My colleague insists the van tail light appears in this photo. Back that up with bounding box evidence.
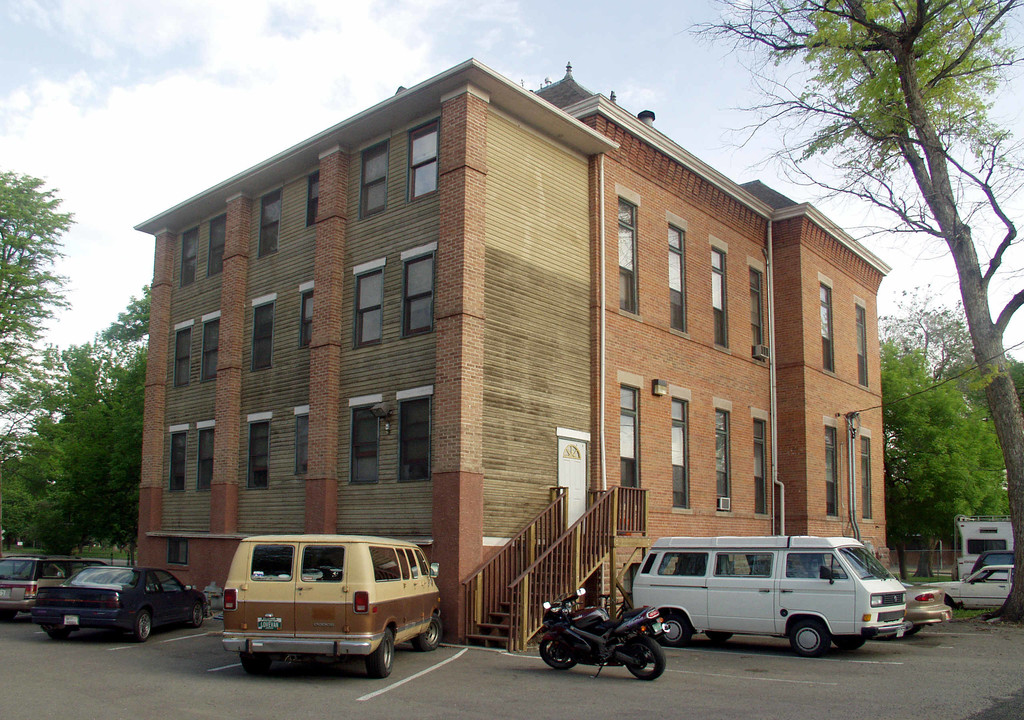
[24,582,39,600]
[223,588,237,611]
[354,591,369,614]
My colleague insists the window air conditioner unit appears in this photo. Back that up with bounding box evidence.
[752,344,770,361]
[717,497,731,512]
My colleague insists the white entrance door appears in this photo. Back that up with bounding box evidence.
[558,437,588,525]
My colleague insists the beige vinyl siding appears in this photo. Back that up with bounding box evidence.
[337,122,439,536]
[482,110,591,537]
[163,215,226,531]
[236,173,318,531]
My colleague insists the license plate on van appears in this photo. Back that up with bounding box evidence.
[257,617,282,631]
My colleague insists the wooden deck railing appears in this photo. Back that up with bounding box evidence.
[462,488,567,645]
[506,486,647,652]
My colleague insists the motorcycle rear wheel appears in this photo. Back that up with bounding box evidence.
[622,635,666,680]
[539,638,578,670]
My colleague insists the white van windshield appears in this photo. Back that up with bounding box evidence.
[839,547,894,580]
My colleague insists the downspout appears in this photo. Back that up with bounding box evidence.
[846,411,861,540]
[599,154,607,491]
[766,222,784,535]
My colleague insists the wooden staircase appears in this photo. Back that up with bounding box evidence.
[462,486,648,652]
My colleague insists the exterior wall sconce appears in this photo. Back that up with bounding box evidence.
[651,379,668,397]
[371,402,394,433]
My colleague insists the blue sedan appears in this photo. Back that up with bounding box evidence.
[30,566,208,642]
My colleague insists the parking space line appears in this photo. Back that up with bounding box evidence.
[666,668,838,686]
[208,663,242,672]
[357,648,468,702]
[160,631,215,644]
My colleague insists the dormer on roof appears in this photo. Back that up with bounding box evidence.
[535,62,596,109]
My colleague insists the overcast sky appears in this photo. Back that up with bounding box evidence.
[2,0,1022,352]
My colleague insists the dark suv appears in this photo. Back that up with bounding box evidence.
[0,556,106,620]
[970,550,1015,575]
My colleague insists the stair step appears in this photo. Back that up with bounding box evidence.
[477,621,510,632]
[465,633,509,648]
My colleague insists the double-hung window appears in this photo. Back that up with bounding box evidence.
[351,407,379,483]
[409,121,438,199]
[201,318,219,381]
[618,200,637,313]
[861,436,872,518]
[750,268,764,349]
[306,171,319,227]
[169,431,187,492]
[712,248,728,346]
[825,426,838,516]
[671,399,688,507]
[295,413,309,475]
[754,419,767,514]
[259,190,281,257]
[620,386,639,488]
[299,290,314,348]
[403,253,434,335]
[180,227,198,286]
[252,301,275,370]
[361,142,388,217]
[715,410,730,501]
[400,397,431,481]
[208,214,225,276]
[174,327,191,387]
[821,284,834,372]
[248,420,270,489]
[856,304,869,386]
[197,426,214,491]
[669,226,685,331]
[355,268,383,346]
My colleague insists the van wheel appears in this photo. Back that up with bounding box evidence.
[366,628,394,678]
[659,612,694,648]
[239,653,272,675]
[789,618,831,657]
[833,635,866,651]
[705,631,732,645]
[413,615,442,652]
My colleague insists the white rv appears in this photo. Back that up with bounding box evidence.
[954,515,1013,579]
[632,536,908,657]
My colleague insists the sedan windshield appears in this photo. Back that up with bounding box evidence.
[840,547,895,581]
[69,567,140,589]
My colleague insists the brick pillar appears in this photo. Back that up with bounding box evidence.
[306,147,348,532]
[137,230,176,565]
[433,86,488,640]
[211,194,251,534]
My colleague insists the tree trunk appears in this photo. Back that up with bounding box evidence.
[896,543,908,581]
[913,538,935,578]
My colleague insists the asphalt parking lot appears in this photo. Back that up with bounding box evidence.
[1,613,1022,720]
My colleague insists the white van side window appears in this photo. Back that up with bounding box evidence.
[657,552,708,577]
[786,552,847,579]
[251,545,294,581]
[370,546,402,582]
[414,549,430,577]
[301,546,345,582]
[715,552,773,577]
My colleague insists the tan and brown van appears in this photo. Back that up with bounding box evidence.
[221,535,441,677]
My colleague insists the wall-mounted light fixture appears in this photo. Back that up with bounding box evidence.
[651,379,668,397]
[371,402,394,433]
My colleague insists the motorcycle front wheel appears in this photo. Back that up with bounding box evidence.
[622,635,666,680]
[539,638,578,670]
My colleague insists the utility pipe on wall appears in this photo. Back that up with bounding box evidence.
[599,155,607,491]
[846,411,861,540]
[766,223,784,535]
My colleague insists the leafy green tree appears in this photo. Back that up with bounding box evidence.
[0,170,72,556]
[704,0,1024,619]
[883,342,1007,578]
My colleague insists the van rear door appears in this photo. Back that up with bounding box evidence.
[706,551,776,633]
[243,543,297,635]
[294,543,350,637]
[777,551,856,635]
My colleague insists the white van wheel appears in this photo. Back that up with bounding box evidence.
[659,612,693,648]
[413,615,442,652]
[366,628,394,678]
[789,618,831,657]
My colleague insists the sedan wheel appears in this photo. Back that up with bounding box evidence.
[188,601,205,628]
[133,609,152,643]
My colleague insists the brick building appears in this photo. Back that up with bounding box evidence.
[135,59,889,642]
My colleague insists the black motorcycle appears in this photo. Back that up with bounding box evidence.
[538,588,667,680]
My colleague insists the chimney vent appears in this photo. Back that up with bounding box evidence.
[638,110,656,127]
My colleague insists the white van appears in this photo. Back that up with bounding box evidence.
[632,536,907,657]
